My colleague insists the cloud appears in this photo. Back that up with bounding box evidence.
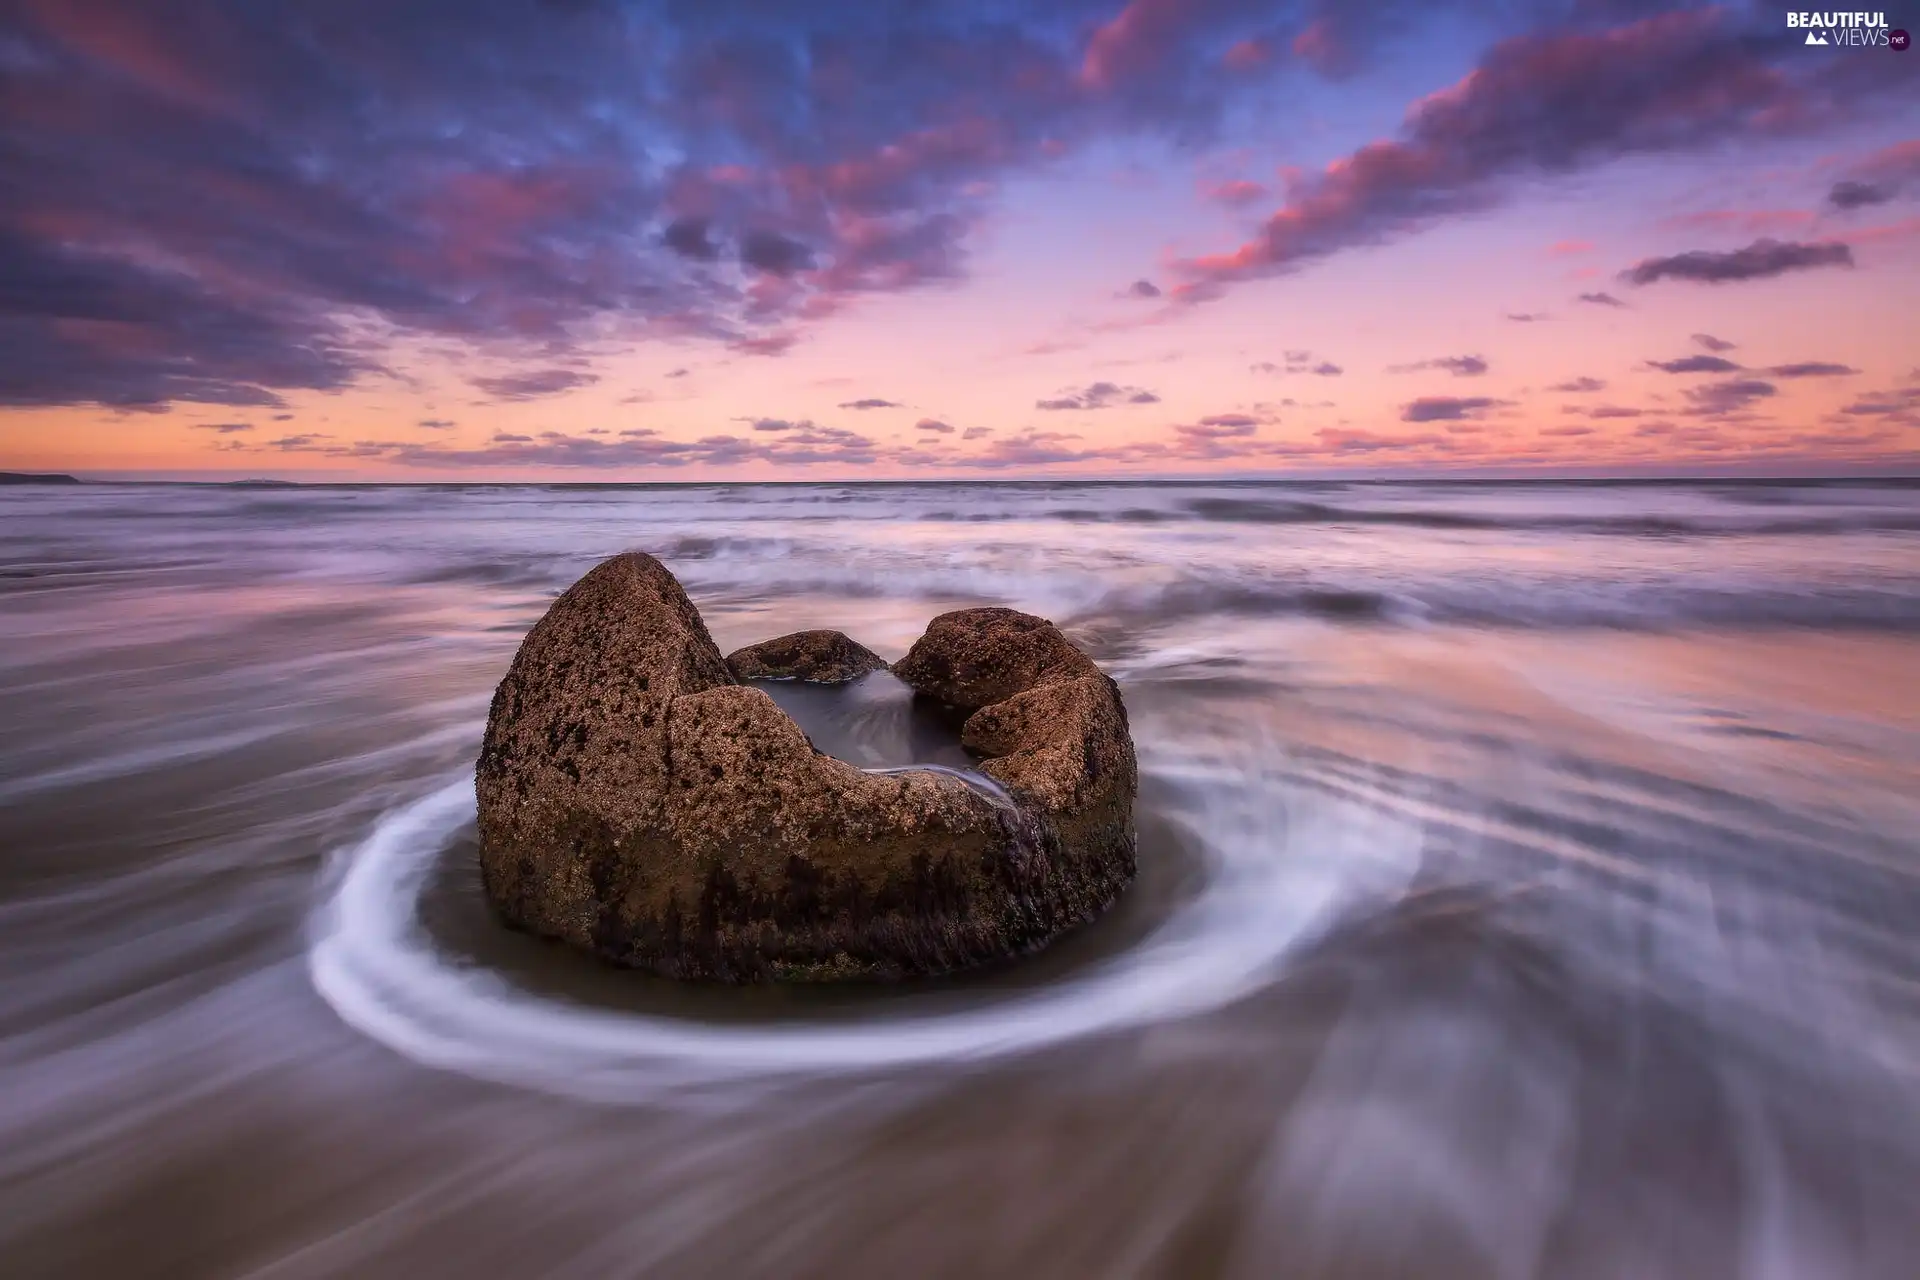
[416,418,456,429]
[1506,312,1550,322]
[7,0,1340,411]
[1648,355,1742,374]
[1539,424,1595,437]
[1692,333,1737,352]
[1175,413,1260,440]
[733,332,799,357]
[1125,279,1162,298]
[0,230,338,410]
[1577,291,1627,308]
[1548,240,1594,257]
[1684,379,1776,416]
[1828,181,1891,211]
[1307,428,1448,454]
[961,426,992,440]
[1162,10,1890,303]
[780,425,875,449]
[967,428,1104,469]
[1839,386,1920,418]
[838,398,901,409]
[915,417,955,433]
[1402,396,1505,423]
[1766,362,1858,378]
[1290,18,1362,79]
[665,368,690,378]
[1035,381,1159,410]
[739,230,815,277]
[1255,350,1342,376]
[3,0,1900,430]
[1827,139,1920,210]
[289,428,886,470]
[192,421,254,433]
[1204,179,1268,207]
[1620,239,1854,286]
[1548,376,1606,393]
[1390,354,1488,377]
[662,216,721,261]
[471,368,599,401]
[1583,405,1644,419]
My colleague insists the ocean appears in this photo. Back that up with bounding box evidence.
[3,477,1918,1278]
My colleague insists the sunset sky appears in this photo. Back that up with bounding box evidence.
[2,0,1917,481]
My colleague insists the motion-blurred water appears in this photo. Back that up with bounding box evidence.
[3,478,1918,1278]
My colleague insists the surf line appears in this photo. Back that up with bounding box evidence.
[307,760,1405,1103]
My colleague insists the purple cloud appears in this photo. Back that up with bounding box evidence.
[1176,413,1260,440]
[1167,10,1884,302]
[1684,379,1776,416]
[1826,140,1920,210]
[1036,381,1160,410]
[1649,355,1743,374]
[1391,354,1489,377]
[471,369,600,401]
[1402,396,1505,422]
[1766,362,1858,378]
[1621,239,1854,286]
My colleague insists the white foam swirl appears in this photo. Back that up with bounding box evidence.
[307,742,1426,1104]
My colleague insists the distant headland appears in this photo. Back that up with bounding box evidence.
[0,471,81,485]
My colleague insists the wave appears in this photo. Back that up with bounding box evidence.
[307,736,1431,1103]
[661,557,1920,633]
[904,498,1920,536]
[1179,497,1920,536]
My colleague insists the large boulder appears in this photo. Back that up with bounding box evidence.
[725,629,887,683]
[477,553,1136,982]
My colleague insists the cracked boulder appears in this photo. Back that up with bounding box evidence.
[476,552,1136,982]
[724,629,888,683]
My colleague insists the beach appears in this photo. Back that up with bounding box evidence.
[3,477,1918,1278]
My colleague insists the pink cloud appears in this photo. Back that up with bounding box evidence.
[1222,38,1273,72]
[1205,178,1269,207]
[1290,19,1353,76]
[1167,11,1816,299]
[733,332,798,357]
[1079,0,1187,91]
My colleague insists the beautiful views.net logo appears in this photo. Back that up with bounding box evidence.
[1785,11,1900,46]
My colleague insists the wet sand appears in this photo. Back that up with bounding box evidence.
[3,479,1918,1278]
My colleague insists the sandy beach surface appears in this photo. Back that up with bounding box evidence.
[3,478,1918,1279]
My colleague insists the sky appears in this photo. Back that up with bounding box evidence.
[1,0,1917,481]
